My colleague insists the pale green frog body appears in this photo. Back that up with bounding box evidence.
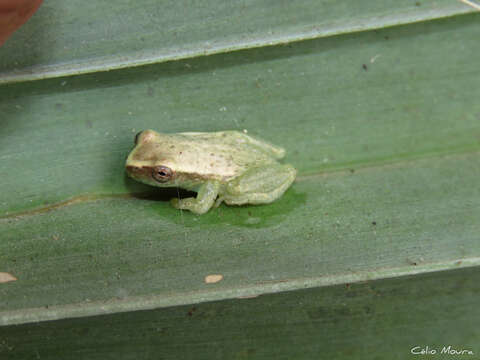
[125,130,296,214]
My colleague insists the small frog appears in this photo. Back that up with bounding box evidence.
[125,130,296,214]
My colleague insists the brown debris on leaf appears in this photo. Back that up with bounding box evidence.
[0,272,17,283]
[204,274,223,284]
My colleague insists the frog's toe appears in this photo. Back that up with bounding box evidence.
[214,196,224,208]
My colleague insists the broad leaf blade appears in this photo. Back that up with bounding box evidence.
[0,0,475,83]
[0,3,479,327]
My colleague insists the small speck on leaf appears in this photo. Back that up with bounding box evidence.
[362,64,368,71]
[204,274,223,284]
[187,306,196,316]
[245,217,261,225]
[0,272,17,283]
[237,294,259,299]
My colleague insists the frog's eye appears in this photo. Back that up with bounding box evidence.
[152,166,173,183]
[134,131,143,145]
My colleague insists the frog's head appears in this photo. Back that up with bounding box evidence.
[125,130,178,187]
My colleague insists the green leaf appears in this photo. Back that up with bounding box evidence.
[1,0,479,336]
[0,0,475,83]
[1,267,479,359]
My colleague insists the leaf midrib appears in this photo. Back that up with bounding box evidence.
[2,147,478,220]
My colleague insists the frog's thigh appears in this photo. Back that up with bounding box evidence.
[223,164,296,205]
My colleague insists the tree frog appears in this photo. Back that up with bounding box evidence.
[125,130,296,214]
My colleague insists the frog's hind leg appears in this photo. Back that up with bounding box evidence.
[221,163,296,206]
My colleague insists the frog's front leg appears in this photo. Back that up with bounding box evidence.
[170,181,220,214]
[221,163,296,206]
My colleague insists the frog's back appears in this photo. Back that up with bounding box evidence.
[164,131,282,181]
[178,131,285,159]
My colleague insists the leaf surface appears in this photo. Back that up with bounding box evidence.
[1,2,479,325]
